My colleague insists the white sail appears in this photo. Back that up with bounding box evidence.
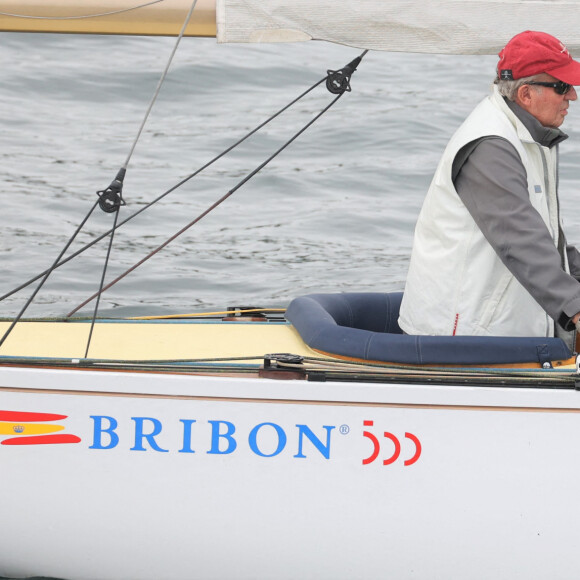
[0,0,216,36]
[216,0,580,55]
[4,0,580,55]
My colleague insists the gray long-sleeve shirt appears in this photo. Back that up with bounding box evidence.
[452,99,580,331]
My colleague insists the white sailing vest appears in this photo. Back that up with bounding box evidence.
[399,87,564,337]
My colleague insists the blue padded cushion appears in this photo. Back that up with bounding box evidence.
[285,292,572,365]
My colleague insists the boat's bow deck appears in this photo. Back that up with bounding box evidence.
[0,318,319,363]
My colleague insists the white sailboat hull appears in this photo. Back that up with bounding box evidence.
[2,366,580,579]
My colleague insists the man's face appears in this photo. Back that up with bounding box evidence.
[520,73,577,128]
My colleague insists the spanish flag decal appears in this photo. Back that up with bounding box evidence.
[0,410,81,445]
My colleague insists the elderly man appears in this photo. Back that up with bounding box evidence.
[398,31,580,341]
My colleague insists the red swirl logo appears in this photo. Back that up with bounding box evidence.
[362,420,421,466]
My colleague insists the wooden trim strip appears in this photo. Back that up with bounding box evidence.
[2,385,580,414]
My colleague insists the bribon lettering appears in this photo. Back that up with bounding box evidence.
[249,422,286,457]
[294,424,334,459]
[131,417,168,453]
[89,416,335,460]
[179,419,196,454]
[207,420,237,455]
[89,415,119,450]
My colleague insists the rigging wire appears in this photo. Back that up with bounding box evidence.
[0,0,197,351]
[0,76,327,305]
[0,200,101,349]
[121,0,199,171]
[84,207,122,358]
[66,86,352,317]
[92,0,199,211]
[0,49,367,326]
[81,0,200,355]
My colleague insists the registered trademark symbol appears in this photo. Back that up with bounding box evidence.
[339,424,350,435]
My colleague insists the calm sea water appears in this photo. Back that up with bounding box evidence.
[2,33,580,319]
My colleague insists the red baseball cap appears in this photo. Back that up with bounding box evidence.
[498,31,580,85]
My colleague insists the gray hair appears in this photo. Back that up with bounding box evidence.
[494,74,544,101]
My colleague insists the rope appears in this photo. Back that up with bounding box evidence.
[0,77,327,305]
[129,308,287,320]
[84,207,121,358]
[0,200,101,350]
[66,88,349,317]
[121,0,199,171]
[269,356,577,385]
[0,0,198,339]
[0,50,366,321]
[0,350,575,387]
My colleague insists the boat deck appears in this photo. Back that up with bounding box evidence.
[0,318,319,363]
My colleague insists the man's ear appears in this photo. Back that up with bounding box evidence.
[515,84,533,107]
